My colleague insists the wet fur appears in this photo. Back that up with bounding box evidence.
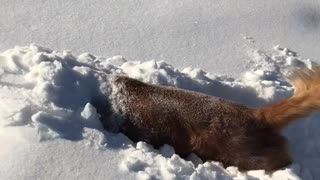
[102,67,320,171]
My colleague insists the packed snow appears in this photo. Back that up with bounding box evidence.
[1,0,320,76]
[1,44,319,180]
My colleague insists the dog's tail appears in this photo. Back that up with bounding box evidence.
[255,67,320,129]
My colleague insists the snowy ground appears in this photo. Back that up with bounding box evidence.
[1,0,320,76]
[0,44,319,180]
[1,1,320,179]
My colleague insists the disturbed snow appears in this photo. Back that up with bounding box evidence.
[0,44,319,180]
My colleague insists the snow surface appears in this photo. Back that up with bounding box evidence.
[1,0,320,76]
[1,44,320,180]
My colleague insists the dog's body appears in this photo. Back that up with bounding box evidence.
[104,68,320,171]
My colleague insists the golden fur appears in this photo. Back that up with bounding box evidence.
[256,67,320,129]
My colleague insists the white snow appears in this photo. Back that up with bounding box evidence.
[1,1,320,76]
[0,44,319,179]
[2,1,320,179]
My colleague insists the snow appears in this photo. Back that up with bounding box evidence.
[2,1,320,179]
[0,44,319,179]
[1,0,320,76]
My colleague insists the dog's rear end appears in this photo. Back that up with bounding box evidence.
[104,67,320,171]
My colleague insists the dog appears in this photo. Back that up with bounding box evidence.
[102,67,320,172]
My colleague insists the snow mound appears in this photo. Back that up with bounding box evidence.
[0,44,318,179]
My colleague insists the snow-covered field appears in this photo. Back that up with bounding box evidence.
[1,0,320,179]
[0,44,319,180]
[1,0,320,76]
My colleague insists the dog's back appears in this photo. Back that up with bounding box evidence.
[108,76,292,171]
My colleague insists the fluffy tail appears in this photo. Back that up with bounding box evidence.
[255,67,320,129]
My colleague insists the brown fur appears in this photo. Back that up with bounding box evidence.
[101,67,320,172]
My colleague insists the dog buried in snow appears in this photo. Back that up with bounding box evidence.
[100,67,320,171]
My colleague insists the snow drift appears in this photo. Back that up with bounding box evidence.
[0,44,319,179]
